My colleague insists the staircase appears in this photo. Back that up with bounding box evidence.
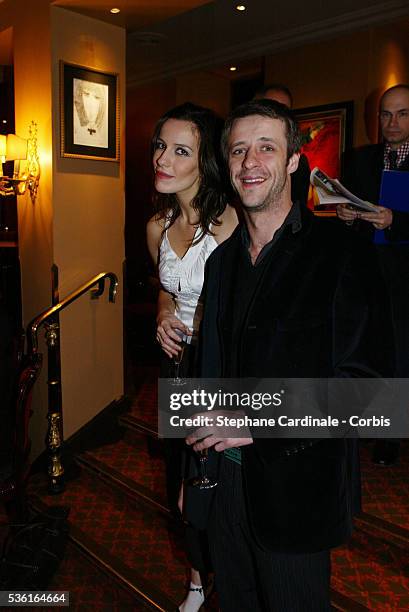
[27,368,409,611]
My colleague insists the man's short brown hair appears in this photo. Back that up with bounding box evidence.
[221,99,301,163]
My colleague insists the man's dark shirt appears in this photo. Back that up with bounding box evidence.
[227,202,302,376]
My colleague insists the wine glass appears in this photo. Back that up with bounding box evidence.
[172,330,188,386]
[191,448,218,489]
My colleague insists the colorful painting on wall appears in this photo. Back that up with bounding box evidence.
[294,101,354,215]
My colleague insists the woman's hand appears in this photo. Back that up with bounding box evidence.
[156,310,189,358]
[156,289,190,358]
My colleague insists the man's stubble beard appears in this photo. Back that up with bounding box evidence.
[240,172,288,214]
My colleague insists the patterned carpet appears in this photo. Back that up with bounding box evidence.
[332,527,409,610]
[125,371,409,610]
[129,372,158,430]
[0,507,143,611]
[361,441,409,530]
[4,361,408,610]
[83,426,409,609]
[28,469,188,605]
[87,431,167,503]
[47,542,142,612]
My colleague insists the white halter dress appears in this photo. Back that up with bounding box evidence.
[159,225,218,339]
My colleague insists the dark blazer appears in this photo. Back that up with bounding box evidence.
[342,143,409,241]
[200,207,394,554]
[342,144,409,375]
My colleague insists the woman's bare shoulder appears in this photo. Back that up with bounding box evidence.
[147,212,167,229]
[147,212,168,239]
[146,212,168,263]
[214,205,239,244]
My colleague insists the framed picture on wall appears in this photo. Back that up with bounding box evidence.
[294,101,353,216]
[60,61,119,161]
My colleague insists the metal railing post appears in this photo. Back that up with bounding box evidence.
[27,271,118,493]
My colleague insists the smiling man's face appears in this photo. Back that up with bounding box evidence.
[228,115,298,213]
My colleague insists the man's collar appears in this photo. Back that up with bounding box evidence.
[384,140,409,169]
[240,201,302,253]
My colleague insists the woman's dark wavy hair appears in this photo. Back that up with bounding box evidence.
[151,102,229,241]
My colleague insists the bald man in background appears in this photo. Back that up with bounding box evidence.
[337,84,409,466]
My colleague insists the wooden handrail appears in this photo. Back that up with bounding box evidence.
[27,272,118,354]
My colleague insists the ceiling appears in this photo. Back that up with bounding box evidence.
[2,0,409,86]
[51,0,213,31]
[125,0,409,86]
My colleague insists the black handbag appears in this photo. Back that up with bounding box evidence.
[183,449,219,531]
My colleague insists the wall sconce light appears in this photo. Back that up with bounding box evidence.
[0,121,40,202]
[0,135,6,165]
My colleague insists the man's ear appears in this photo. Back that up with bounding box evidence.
[287,152,300,175]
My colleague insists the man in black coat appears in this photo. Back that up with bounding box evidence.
[186,100,393,611]
[337,84,409,465]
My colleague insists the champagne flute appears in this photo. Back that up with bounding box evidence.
[191,448,218,490]
[172,330,188,386]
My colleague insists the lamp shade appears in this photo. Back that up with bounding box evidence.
[0,134,6,158]
[6,133,28,161]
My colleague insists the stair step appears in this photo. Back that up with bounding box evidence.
[30,495,175,611]
[356,511,409,550]
[76,445,168,515]
[120,413,158,438]
[79,429,167,505]
[48,539,148,610]
[29,469,188,608]
[68,521,176,611]
[128,383,158,432]
[329,588,370,611]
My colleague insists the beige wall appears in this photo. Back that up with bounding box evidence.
[51,7,125,441]
[0,1,125,458]
[264,19,409,146]
[1,0,55,460]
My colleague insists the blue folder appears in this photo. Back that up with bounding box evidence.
[374,170,409,244]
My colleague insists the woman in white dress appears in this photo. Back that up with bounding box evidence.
[147,103,237,612]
